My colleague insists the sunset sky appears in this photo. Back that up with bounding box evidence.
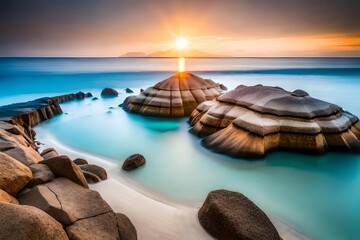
[1,0,360,57]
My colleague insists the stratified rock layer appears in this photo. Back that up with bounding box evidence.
[122,72,223,117]
[190,85,360,158]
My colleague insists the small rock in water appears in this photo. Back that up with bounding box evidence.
[140,88,144,92]
[92,97,99,101]
[109,107,116,109]
[75,91,86,100]
[122,154,146,171]
[219,83,228,91]
[106,110,112,114]
[125,88,134,93]
[101,88,119,98]
[86,92,93,97]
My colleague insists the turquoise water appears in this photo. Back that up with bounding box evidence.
[1,57,360,239]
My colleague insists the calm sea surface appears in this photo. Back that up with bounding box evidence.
[1,57,360,240]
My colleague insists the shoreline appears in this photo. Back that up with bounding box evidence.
[35,125,308,240]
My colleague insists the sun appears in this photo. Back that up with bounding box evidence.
[175,37,188,50]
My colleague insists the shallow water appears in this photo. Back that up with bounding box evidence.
[1,57,360,240]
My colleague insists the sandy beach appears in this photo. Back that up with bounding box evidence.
[35,126,307,240]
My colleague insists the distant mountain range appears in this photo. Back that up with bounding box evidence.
[120,48,223,58]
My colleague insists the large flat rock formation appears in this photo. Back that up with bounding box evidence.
[189,85,360,158]
[122,72,223,118]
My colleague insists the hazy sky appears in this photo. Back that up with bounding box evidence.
[1,0,360,57]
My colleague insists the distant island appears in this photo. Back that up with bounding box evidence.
[120,48,224,58]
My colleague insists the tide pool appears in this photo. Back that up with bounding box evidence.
[2,57,360,240]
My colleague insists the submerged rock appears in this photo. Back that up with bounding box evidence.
[198,190,280,240]
[122,72,223,118]
[92,97,99,101]
[0,152,32,196]
[0,202,69,240]
[126,87,134,93]
[75,91,86,100]
[190,85,360,158]
[122,154,145,171]
[41,155,88,188]
[101,88,119,97]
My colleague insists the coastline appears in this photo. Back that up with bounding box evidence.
[35,125,308,240]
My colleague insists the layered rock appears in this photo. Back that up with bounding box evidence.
[198,190,280,240]
[0,202,69,240]
[122,72,223,117]
[190,85,360,158]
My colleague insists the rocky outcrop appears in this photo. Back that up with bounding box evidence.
[0,202,69,240]
[0,152,32,196]
[18,177,136,239]
[122,154,146,171]
[18,178,112,225]
[66,212,137,240]
[0,126,43,165]
[73,158,88,165]
[190,85,360,158]
[83,171,102,184]
[198,190,280,240]
[79,164,107,180]
[116,213,138,240]
[28,163,55,188]
[0,189,19,204]
[41,147,59,160]
[122,72,223,118]
[0,92,137,240]
[101,88,119,97]
[41,155,89,188]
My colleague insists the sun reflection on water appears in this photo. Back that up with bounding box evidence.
[178,57,185,72]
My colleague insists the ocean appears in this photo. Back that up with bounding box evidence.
[1,57,360,240]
